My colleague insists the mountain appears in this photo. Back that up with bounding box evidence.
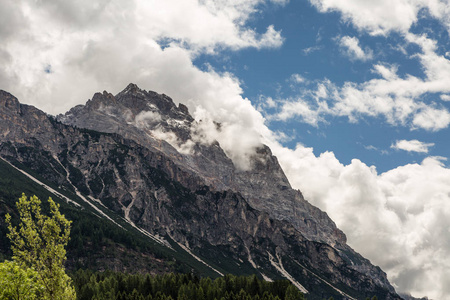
[0,85,402,299]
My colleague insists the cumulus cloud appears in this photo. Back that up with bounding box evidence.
[272,2,450,297]
[412,106,450,131]
[338,36,373,61]
[441,94,450,101]
[274,33,450,131]
[275,99,323,126]
[291,2,450,132]
[0,0,283,170]
[391,139,435,153]
[309,0,450,36]
[265,141,450,299]
[0,0,283,114]
[0,0,284,173]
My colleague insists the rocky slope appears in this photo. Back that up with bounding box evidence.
[0,86,402,299]
[60,84,346,246]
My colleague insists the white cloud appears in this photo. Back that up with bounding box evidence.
[363,144,389,155]
[391,139,435,153]
[0,0,284,172]
[364,145,378,151]
[190,104,268,170]
[274,33,450,131]
[0,0,285,173]
[290,73,306,83]
[309,0,450,36]
[294,2,450,132]
[265,96,278,108]
[412,106,450,131]
[276,3,450,297]
[135,111,163,128]
[276,99,322,125]
[151,128,196,155]
[309,0,420,35]
[302,45,322,55]
[0,0,283,114]
[372,64,399,80]
[338,36,373,61]
[266,141,450,299]
[441,94,450,101]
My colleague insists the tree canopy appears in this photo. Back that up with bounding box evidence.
[2,193,76,299]
[0,259,43,300]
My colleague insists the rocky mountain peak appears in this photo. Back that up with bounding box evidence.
[0,88,402,299]
[85,91,118,111]
[57,84,348,246]
[54,85,401,296]
[58,84,195,147]
[0,90,21,113]
[115,83,193,123]
[123,82,140,93]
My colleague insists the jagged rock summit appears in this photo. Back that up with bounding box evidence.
[0,85,403,299]
[60,84,345,246]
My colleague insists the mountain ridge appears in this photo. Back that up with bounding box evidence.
[58,83,347,246]
[0,85,402,299]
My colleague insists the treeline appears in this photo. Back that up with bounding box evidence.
[72,271,306,300]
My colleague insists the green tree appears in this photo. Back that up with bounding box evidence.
[5,193,76,299]
[284,285,304,300]
[0,260,44,299]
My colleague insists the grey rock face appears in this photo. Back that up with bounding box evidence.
[0,87,402,299]
[59,84,345,246]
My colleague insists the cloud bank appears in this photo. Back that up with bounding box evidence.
[270,144,450,299]
[0,0,281,171]
[271,1,450,298]
[0,0,283,115]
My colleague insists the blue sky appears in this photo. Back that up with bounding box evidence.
[2,0,450,298]
[193,0,450,173]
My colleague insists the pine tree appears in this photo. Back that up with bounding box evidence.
[284,285,305,300]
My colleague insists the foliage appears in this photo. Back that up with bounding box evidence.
[285,285,305,300]
[0,260,44,299]
[5,194,76,299]
[71,271,306,300]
